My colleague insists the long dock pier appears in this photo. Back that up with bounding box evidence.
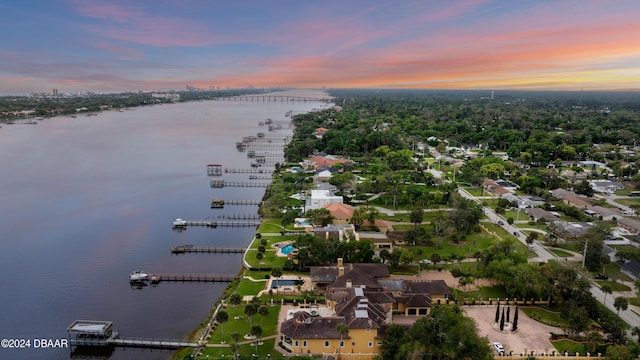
[70,336,197,349]
[174,220,261,228]
[224,168,271,174]
[150,274,240,283]
[67,321,197,350]
[171,246,246,254]
[210,180,270,188]
[224,199,261,205]
[217,213,261,220]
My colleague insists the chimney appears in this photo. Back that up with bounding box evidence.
[346,279,352,288]
[337,258,343,267]
[339,266,344,277]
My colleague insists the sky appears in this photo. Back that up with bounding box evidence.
[1,0,640,93]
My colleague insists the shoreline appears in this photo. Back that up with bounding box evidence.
[174,93,329,358]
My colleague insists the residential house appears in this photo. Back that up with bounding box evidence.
[324,203,354,225]
[590,180,624,194]
[309,260,390,294]
[562,195,593,209]
[313,224,355,242]
[525,208,557,222]
[361,219,390,233]
[306,189,343,210]
[618,217,640,234]
[289,259,451,358]
[483,178,512,197]
[621,261,640,281]
[590,206,621,221]
[356,231,393,250]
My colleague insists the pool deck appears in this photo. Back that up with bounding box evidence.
[273,241,296,257]
[267,275,311,295]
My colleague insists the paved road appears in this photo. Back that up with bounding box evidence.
[590,284,640,327]
[459,187,640,329]
[458,188,557,262]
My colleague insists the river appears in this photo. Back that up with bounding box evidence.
[0,89,329,360]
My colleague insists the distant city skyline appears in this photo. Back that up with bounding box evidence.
[1,0,639,93]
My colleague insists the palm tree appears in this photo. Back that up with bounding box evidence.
[336,323,349,359]
[614,296,629,315]
[258,305,269,327]
[245,303,258,327]
[230,332,242,360]
[215,310,229,343]
[251,325,262,354]
[229,293,242,306]
[271,267,282,294]
[601,284,613,306]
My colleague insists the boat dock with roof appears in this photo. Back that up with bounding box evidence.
[67,320,197,349]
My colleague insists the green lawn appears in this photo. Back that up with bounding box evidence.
[614,197,640,206]
[410,226,518,259]
[551,340,587,355]
[601,262,634,282]
[521,306,566,328]
[548,248,573,257]
[245,248,289,269]
[235,278,268,297]
[379,210,450,223]
[258,219,284,233]
[462,187,485,197]
[596,280,631,292]
[207,304,281,345]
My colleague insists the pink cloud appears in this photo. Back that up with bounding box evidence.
[92,41,143,58]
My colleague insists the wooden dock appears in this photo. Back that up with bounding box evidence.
[150,274,240,283]
[217,213,260,220]
[206,164,223,176]
[174,220,261,228]
[224,168,271,174]
[171,246,246,254]
[69,333,196,349]
[210,180,270,188]
[223,199,261,205]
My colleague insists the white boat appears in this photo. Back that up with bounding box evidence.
[130,270,149,283]
[172,218,187,227]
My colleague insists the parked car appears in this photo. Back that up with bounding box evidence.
[513,231,520,237]
[419,259,431,265]
[493,342,504,354]
[498,220,504,225]
[594,274,609,280]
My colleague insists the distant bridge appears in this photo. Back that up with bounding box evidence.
[214,95,330,102]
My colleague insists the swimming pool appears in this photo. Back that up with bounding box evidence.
[271,279,303,289]
[281,244,295,254]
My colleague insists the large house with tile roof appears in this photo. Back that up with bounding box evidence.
[281,259,452,358]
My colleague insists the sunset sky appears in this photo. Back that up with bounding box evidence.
[2,0,640,93]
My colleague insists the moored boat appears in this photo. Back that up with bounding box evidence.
[130,270,149,283]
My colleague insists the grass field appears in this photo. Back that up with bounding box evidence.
[521,306,566,328]
[548,248,573,257]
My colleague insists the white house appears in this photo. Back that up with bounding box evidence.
[305,190,343,210]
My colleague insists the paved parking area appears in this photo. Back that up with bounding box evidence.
[463,306,562,356]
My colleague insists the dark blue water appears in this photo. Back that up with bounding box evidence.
[0,90,328,360]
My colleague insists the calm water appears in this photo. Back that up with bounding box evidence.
[0,90,328,360]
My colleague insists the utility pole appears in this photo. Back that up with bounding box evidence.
[582,239,588,269]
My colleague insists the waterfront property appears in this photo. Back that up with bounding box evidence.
[278,259,453,358]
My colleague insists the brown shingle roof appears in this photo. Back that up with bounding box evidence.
[310,263,390,283]
[403,293,433,308]
[403,280,451,296]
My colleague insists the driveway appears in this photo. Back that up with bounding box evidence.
[463,306,562,356]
